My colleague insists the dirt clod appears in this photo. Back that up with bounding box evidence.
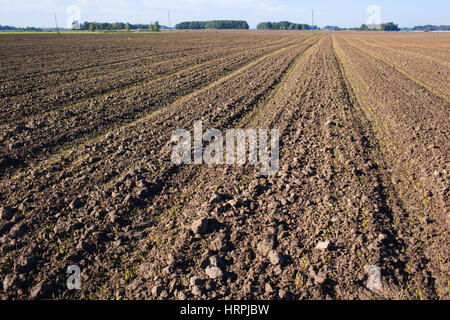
[205,266,223,279]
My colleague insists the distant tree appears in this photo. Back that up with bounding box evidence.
[412,25,450,31]
[301,24,310,30]
[324,25,341,31]
[89,22,95,32]
[0,25,42,31]
[176,20,248,30]
[360,24,369,30]
[80,21,160,31]
[257,21,310,30]
[151,21,160,32]
[113,22,125,30]
[256,22,270,30]
[382,22,399,31]
[279,21,290,30]
[71,20,80,30]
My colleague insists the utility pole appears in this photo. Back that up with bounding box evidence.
[312,10,314,35]
[54,14,60,34]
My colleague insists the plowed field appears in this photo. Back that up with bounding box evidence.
[0,31,448,300]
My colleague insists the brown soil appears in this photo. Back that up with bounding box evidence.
[0,31,448,300]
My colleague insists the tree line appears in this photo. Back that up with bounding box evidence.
[4,21,446,33]
[358,22,399,31]
[74,21,161,32]
[175,20,249,29]
[0,25,42,31]
[256,21,313,30]
[323,26,342,31]
[411,25,450,31]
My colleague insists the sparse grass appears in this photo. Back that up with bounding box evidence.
[295,272,306,288]
[123,264,136,282]
[149,234,160,246]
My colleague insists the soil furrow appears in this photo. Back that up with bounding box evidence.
[0,36,304,122]
[333,35,449,299]
[0,31,448,301]
[0,37,312,175]
[342,37,450,100]
[0,36,295,98]
[0,37,321,299]
[1,34,292,81]
[354,37,450,69]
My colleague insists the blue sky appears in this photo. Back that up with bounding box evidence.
[0,0,448,29]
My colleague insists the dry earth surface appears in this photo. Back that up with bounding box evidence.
[0,30,448,300]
